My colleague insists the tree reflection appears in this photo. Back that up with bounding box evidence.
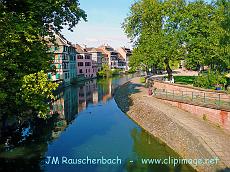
[126,128,195,172]
[0,76,130,171]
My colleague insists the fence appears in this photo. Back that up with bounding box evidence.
[152,88,230,111]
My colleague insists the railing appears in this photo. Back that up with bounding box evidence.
[152,88,230,111]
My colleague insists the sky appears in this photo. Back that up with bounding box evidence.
[61,0,135,49]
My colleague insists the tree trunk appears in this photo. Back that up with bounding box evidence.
[164,59,173,80]
[152,65,157,75]
[145,67,148,76]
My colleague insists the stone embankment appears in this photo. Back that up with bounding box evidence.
[114,77,230,172]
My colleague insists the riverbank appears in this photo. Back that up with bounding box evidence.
[114,77,230,172]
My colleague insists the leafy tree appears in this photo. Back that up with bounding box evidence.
[18,71,59,119]
[124,0,230,79]
[123,0,186,79]
[182,0,230,71]
[123,0,164,74]
[0,0,86,119]
[97,64,112,78]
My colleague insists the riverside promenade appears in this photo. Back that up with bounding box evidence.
[115,77,230,172]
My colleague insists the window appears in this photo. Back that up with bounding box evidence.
[77,55,83,59]
[62,54,69,60]
[85,62,91,66]
[86,69,87,73]
[78,62,84,66]
[63,63,68,69]
[58,54,61,60]
[65,73,68,79]
[63,46,68,52]
[48,73,52,79]
[56,73,60,79]
[85,55,90,59]
[50,64,55,69]
[79,69,83,73]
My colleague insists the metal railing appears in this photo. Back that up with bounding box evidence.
[152,88,230,111]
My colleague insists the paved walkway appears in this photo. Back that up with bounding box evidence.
[129,77,230,169]
[149,69,199,80]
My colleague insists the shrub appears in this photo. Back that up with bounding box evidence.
[97,64,112,78]
[193,70,227,89]
[128,68,136,73]
[112,69,122,75]
[140,77,146,83]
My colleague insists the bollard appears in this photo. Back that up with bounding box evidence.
[148,88,153,96]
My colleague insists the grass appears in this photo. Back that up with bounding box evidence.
[174,76,197,85]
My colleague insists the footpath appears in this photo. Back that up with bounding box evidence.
[115,77,230,172]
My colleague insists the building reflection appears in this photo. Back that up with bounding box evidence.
[50,78,118,139]
[0,76,134,172]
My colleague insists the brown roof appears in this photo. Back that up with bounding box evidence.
[121,47,132,54]
[118,53,125,60]
[74,44,86,53]
[45,32,72,46]
[85,47,94,52]
[85,47,102,53]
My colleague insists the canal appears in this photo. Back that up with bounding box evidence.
[0,76,195,172]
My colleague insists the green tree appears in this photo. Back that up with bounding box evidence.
[18,71,59,119]
[98,64,112,78]
[124,0,230,78]
[123,0,164,74]
[182,0,230,71]
[123,0,186,80]
[0,0,86,119]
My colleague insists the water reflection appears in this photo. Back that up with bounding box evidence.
[125,128,194,172]
[0,76,131,171]
[50,77,127,140]
[0,75,195,172]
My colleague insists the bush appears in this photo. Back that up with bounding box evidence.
[193,70,227,89]
[111,69,122,75]
[97,64,112,78]
[140,77,146,83]
[128,68,136,73]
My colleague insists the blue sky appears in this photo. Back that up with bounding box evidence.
[61,0,135,49]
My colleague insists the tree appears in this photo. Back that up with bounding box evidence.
[98,64,112,78]
[18,71,59,119]
[123,0,164,74]
[0,0,87,119]
[123,0,186,80]
[182,0,230,71]
[124,0,230,78]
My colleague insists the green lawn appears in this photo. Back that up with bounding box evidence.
[174,76,197,85]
